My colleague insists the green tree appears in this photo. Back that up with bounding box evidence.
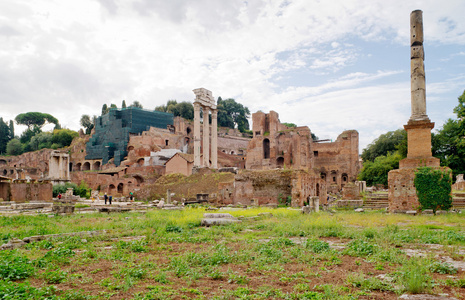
[80,115,94,135]
[29,132,52,151]
[102,104,108,115]
[217,97,250,132]
[155,100,194,120]
[358,152,403,186]
[51,129,79,148]
[9,120,14,139]
[431,90,465,180]
[414,167,452,214]
[19,126,42,144]
[0,118,11,154]
[15,112,59,130]
[6,139,22,156]
[361,129,407,162]
[122,100,127,108]
[130,101,143,109]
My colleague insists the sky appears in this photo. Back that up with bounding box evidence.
[1,0,465,151]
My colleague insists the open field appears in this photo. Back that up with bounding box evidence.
[1,208,465,299]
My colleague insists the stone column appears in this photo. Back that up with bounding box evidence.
[194,102,201,167]
[211,109,218,168]
[409,10,428,122]
[203,106,210,167]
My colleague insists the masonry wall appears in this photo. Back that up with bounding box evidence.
[233,169,325,207]
[165,155,193,176]
[313,130,360,190]
[8,182,52,202]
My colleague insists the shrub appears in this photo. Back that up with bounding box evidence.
[305,239,330,253]
[414,167,452,214]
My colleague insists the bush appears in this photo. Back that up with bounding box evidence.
[414,167,452,214]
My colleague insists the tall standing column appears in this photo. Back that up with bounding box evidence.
[193,102,201,167]
[211,109,218,168]
[203,106,210,167]
[409,10,429,122]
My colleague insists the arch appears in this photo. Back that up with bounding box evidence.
[0,159,6,165]
[10,170,14,175]
[117,183,124,194]
[93,161,101,171]
[222,150,226,153]
[82,162,90,171]
[330,171,337,183]
[127,145,134,151]
[75,163,82,171]
[263,138,270,159]
[320,172,326,180]
[2,169,7,176]
[109,184,116,194]
[137,158,145,167]
[230,151,235,155]
[341,173,348,183]
[277,156,284,168]
[186,127,191,134]
[133,175,144,186]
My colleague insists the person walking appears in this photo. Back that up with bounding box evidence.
[109,195,112,205]
[104,193,108,205]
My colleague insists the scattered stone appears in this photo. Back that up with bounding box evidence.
[265,203,278,209]
[406,210,417,215]
[257,212,273,218]
[81,239,87,243]
[354,208,364,213]
[172,200,178,206]
[47,214,55,218]
[157,200,165,209]
[205,207,219,211]
[201,213,241,226]
[301,206,313,214]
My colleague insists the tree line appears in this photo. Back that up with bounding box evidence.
[358,90,465,186]
[0,112,78,156]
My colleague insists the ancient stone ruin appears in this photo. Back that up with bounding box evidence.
[388,10,443,213]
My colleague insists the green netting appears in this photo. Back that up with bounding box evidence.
[86,108,173,166]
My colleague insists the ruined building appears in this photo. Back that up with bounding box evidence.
[245,111,360,192]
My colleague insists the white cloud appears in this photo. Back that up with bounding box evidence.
[0,0,464,152]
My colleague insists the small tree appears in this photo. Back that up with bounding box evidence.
[6,139,22,156]
[414,167,452,214]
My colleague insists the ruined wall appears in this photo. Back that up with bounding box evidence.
[0,149,54,180]
[246,111,313,170]
[313,130,360,191]
[218,136,250,156]
[8,182,52,202]
[233,169,325,207]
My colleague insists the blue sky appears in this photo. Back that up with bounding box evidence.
[1,0,464,150]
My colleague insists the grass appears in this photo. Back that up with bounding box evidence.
[0,208,465,299]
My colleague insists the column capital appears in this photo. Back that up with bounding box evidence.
[211,109,218,118]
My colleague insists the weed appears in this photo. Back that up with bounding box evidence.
[427,261,457,274]
[347,272,393,291]
[41,269,68,284]
[0,250,35,281]
[305,239,330,253]
[397,258,432,294]
[153,271,170,283]
[344,240,376,257]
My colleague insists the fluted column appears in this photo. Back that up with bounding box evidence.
[211,109,218,168]
[193,102,201,167]
[203,106,210,167]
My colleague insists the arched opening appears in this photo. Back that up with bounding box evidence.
[10,170,14,175]
[186,127,191,134]
[0,159,6,165]
[93,161,101,171]
[342,173,348,183]
[127,145,134,151]
[75,163,82,171]
[117,183,124,194]
[69,163,73,172]
[331,171,337,183]
[2,169,7,176]
[133,175,144,186]
[230,151,235,155]
[109,184,116,194]
[137,158,145,167]
[316,183,320,196]
[277,157,284,168]
[320,173,326,180]
[222,150,226,153]
[82,162,90,171]
[263,139,270,159]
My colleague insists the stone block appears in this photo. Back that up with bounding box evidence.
[201,218,241,226]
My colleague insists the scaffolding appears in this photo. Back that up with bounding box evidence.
[86,108,173,166]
